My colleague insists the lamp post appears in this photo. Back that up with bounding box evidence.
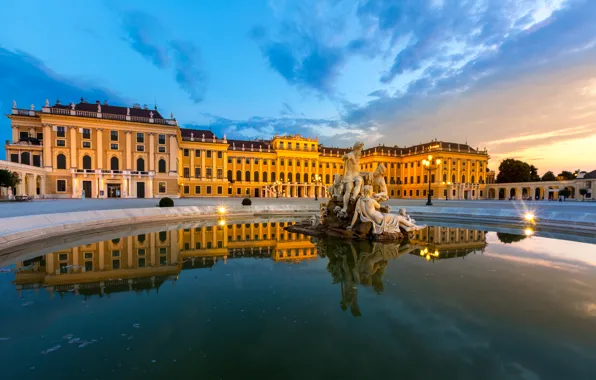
[422,155,441,206]
[274,180,281,198]
[312,174,322,201]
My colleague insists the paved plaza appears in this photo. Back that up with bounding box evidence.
[0,196,595,218]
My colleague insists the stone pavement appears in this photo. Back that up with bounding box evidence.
[0,197,595,218]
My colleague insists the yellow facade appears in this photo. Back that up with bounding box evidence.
[4,100,490,199]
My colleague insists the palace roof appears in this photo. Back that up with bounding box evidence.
[52,101,165,119]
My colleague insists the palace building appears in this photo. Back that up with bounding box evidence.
[3,99,492,199]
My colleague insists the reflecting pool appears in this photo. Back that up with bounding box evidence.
[1,220,596,379]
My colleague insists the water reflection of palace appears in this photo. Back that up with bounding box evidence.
[13,221,317,297]
[410,226,487,261]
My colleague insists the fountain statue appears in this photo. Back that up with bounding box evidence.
[285,141,425,241]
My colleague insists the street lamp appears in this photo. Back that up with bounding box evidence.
[312,174,322,201]
[421,155,441,206]
[274,180,281,198]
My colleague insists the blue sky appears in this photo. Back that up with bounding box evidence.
[1,0,596,173]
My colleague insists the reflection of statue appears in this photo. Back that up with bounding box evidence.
[327,174,343,200]
[371,164,388,202]
[348,185,425,234]
[340,142,365,214]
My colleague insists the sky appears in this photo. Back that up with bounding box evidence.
[1,0,595,174]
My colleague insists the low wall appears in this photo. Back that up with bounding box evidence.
[0,204,318,252]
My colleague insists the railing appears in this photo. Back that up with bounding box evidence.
[41,107,177,126]
[12,109,36,116]
[51,108,70,115]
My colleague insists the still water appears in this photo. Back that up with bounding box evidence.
[1,219,596,379]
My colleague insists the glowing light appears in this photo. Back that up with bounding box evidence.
[434,250,439,257]
[428,155,433,161]
[524,212,534,221]
[524,228,534,236]
[218,206,227,214]
[426,255,431,261]
[219,219,226,226]
[436,159,441,165]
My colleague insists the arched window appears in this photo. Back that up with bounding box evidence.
[461,175,466,183]
[288,159,293,166]
[110,157,119,171]
[158,159,166,173]
[280,158,285,165]
[452,174,456,183]
[82,155,92,170]
[159,231,167,243]
[236,171,242,181]
[280,172,285,182]
[21,152,30,165]
[471,175,475,184]
[325,174,330,184]
[304,173,308,183]
[479,176,484,184]
[443,173,447,182]
[288,173,293,183]
[137,158,145,172]
[271,172,276,182]
[57,154,67,169]
[254,171,259,182]
[227,170,233,181]
[263,172,268,183]
[245,171,250,181]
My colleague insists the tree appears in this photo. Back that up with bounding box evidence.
[0,169,20,193]
[541,171,556,181]
[579,188,588,201]
[530,165,540,181]
[557,171,575,180]
[558,188,571,198]
[496,159,532,183]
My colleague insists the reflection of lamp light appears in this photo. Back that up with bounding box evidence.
[524,228,534,236]
[219,219,226,226]
[426,254,431,261]
[524,212,534,222]
[218,206,226,214]
[434,250,439,257]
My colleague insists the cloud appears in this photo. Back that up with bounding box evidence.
[121,11,169,68]
[120,10,207,103]
[280,102,295,116]
[169,40,207,103]
[0,47,125,158]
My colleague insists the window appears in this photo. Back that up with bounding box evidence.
[196,149,201,157]
[236,170,242,181]
[206,168,212,178]
[237,188,241,195]
[245,158,250,164]
[263,172,268,182]
[136,158,145,172]
[136,133,144,143]
[217,186,222,195]
[82,128,91,139]
[424,175,427,183]
[206,186,212,194]
[37,132,43,140]
[431,174,435,183]
[20,152,30,165]
[184,185,190,194]
[195,167,201,178]
[112,260,120,270]
[217,169,223,179]
[297,160,300,167]
[82,155,92,170]
[57,179,66,192]
[410,190,413,196]
[245,171,250,181]
[184,149,189,157]
[137,145,144,152]
[82,141,91,148]
[33,155,41,167]
[111,143,118,150]
[19,131,29,140]
[272,160,276,165]
[236,158,241,164]
[423,190,426,196]
[254,171,259,182]
[404,177,408,184]
[158,159,166,173]
[228,187,232,195]
[110,157,119,171]
[218,151,223,159]
[207,151,212,158]
[158,134,166,144]
[57,140,65,147]
[184,168,190,178]
[10,153,18,163]
[57,126,65,137]
[195,186,201,194]
[110,130,118,141]
[158,182,166,193]
[57,154,67,169]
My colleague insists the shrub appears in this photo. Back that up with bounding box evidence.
[158,197,174,207]
[241,197,252,206]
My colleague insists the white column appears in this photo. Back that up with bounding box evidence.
[125,131,132,170]
[149,133,155,171]
[97,128,103,169]
[70,127,77,168]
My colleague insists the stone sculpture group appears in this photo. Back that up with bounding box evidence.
[287,141,425,241]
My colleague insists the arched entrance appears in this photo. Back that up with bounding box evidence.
[509,188,516,199]
[488,188,496,199]
[498,188,505,200]
[36,175,42,196]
